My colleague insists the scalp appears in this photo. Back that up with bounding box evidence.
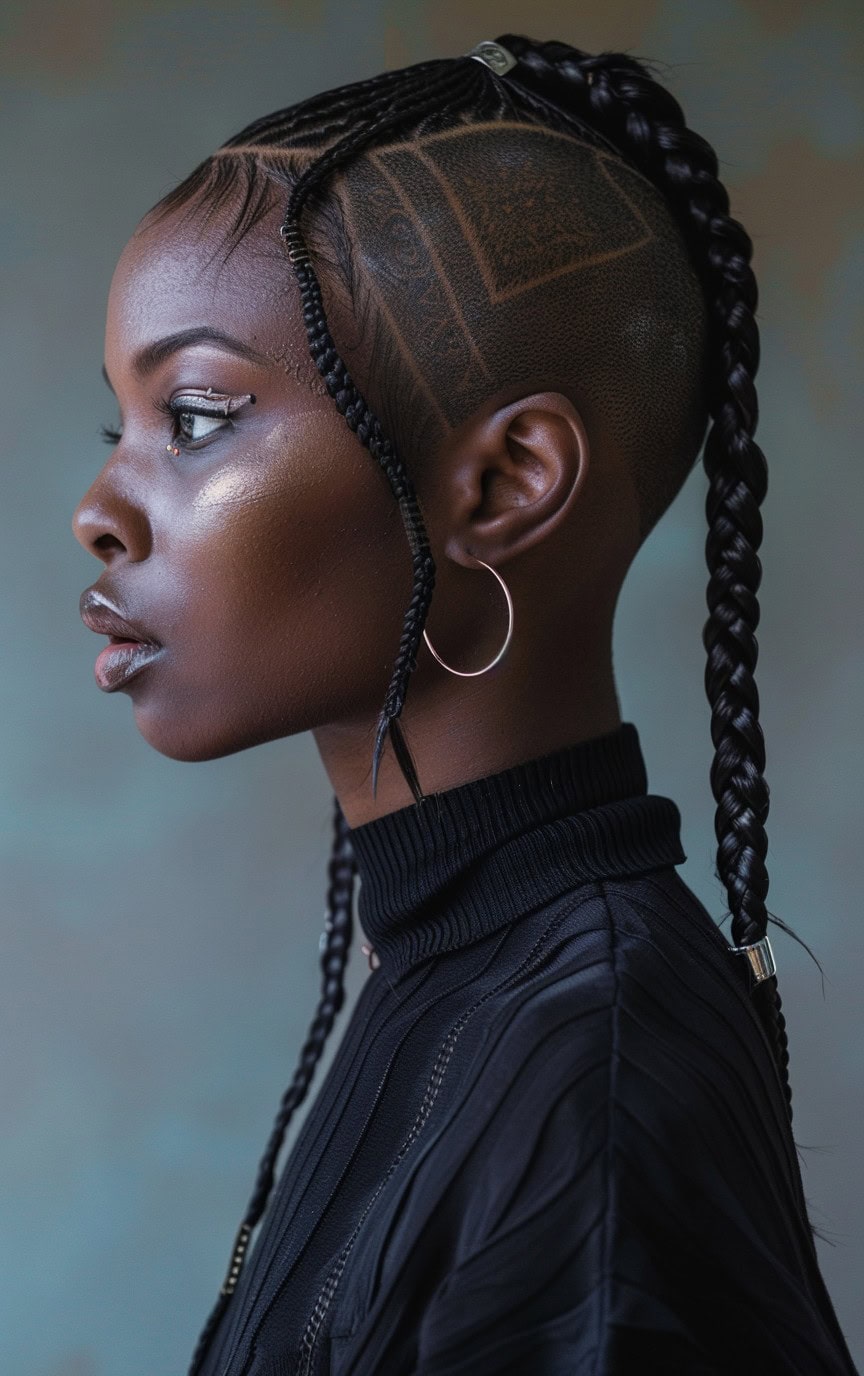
[331,117,709,545]
[146,105,710,549]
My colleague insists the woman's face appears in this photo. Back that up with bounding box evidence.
[72,198,412,762]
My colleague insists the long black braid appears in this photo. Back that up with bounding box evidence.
[175,39,822,1374]
[493,32,818,1118]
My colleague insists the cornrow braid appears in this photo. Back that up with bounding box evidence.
[221,56,452,151]
[494,31,805,1123]
[187,796,356,1376]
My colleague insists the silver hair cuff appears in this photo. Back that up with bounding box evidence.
[465,40,518,75]
[729,934,777,985]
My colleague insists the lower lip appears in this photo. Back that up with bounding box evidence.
[94,640,163,692]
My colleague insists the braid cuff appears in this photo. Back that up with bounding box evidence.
[729,933,776,985]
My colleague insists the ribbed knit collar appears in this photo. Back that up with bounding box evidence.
[348,721,686,979]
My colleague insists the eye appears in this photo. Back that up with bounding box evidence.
[161,390,256,453]
[98,390,255,452]
[98,410,225,450]
[174,408,230,445]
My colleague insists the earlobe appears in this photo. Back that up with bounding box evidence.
[442,391,589,568]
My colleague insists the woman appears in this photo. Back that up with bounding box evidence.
[72,34,858,1376]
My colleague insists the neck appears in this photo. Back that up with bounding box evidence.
[314,659,622,829]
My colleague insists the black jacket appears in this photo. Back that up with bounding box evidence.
[196,721,858,1375]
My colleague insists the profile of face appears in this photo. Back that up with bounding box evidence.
[72,199,421,765]
[77,113,664,841]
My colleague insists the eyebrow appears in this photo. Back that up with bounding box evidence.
[101,326,273,391]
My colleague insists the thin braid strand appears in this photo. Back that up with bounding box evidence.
[280,58,485,798]
[187,798,356,1376]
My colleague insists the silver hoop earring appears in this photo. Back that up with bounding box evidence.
[422,554,514,677]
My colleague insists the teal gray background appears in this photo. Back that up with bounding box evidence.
[1,1,861,1371]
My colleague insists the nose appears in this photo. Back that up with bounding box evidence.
[72,466,152,564]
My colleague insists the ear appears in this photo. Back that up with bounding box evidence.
[433,391,590,569]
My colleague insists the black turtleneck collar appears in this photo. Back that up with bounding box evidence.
[347,721,686,979]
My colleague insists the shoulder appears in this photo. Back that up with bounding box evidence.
[473,868,758,1094]
[445,869,793,1241]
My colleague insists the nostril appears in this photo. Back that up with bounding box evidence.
[94,533,125,553]
[72,495,151,562]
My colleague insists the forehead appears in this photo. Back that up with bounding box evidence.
[106,196,305,370]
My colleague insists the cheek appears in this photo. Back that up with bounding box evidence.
[160,419,412,714]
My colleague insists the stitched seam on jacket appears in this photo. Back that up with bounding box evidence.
[295,894,595,1375]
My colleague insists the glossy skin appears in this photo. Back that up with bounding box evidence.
[72,198,638,826]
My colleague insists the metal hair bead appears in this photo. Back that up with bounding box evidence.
[465,40,518,75]
[729,933,776,985]
[279,221,310,265]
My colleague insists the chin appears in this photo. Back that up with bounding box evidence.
[130,703,237,762]
[130,699,292,762]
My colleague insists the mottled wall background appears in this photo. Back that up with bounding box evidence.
[1,1,861,1372]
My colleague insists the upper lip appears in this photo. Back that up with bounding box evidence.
[79,588,161,644]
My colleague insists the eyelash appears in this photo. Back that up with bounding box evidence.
[99,397,240,450]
